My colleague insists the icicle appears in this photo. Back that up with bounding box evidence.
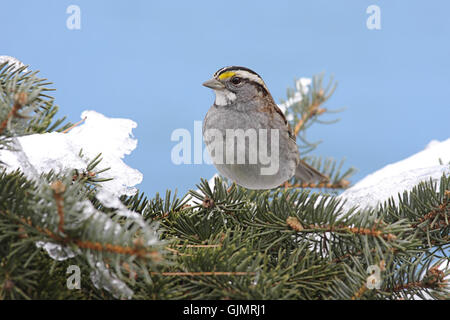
[35,241,78,261]
[89,261,134,300]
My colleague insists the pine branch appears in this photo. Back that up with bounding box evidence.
[1,62,447,300]
[279,74,354,189]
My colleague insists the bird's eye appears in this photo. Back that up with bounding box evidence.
[231,77,242,85]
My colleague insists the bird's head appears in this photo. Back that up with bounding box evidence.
[203,66,271,106]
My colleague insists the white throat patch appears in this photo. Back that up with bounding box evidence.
[214,89,236,106]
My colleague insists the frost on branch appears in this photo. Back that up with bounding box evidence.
[0,97,152,298]
[0,110,143,196]
[0,55,28,72]
[278,78,312,121]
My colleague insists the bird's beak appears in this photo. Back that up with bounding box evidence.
[202,78,225,90]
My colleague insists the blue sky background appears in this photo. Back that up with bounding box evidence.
[2,1,449,197]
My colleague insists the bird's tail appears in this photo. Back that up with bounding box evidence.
[294,159,329,183]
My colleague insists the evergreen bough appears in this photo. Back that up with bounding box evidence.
[0,61,448,300]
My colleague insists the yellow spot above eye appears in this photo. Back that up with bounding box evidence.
[218,71,236,80]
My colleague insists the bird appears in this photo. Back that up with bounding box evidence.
[202,66,328,190]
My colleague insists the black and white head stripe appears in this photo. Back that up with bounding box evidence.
[213,66,260,78]
[213,66,269,93]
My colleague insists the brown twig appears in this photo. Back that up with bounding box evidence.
[412,190,449,230]
[293,102,326,137]
[283,180,351,189]
[175,244,221,248]
[286,217,304,231]
[393,264,447,292]
[166,244,222,256]
[165,247,192,256]
[351,284,368,300]
[50,181,66,234]
[74,239,162,260]
[0,92,27,135]
[62,117,86,133]
[150,272,256,276]
[286,218,397,241]
[151,212,170,221]
[0,210,161,261]
[72,171,96,181]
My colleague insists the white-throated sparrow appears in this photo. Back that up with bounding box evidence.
[202,66,327,190]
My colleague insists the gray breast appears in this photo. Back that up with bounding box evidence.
[203,105,298,189]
